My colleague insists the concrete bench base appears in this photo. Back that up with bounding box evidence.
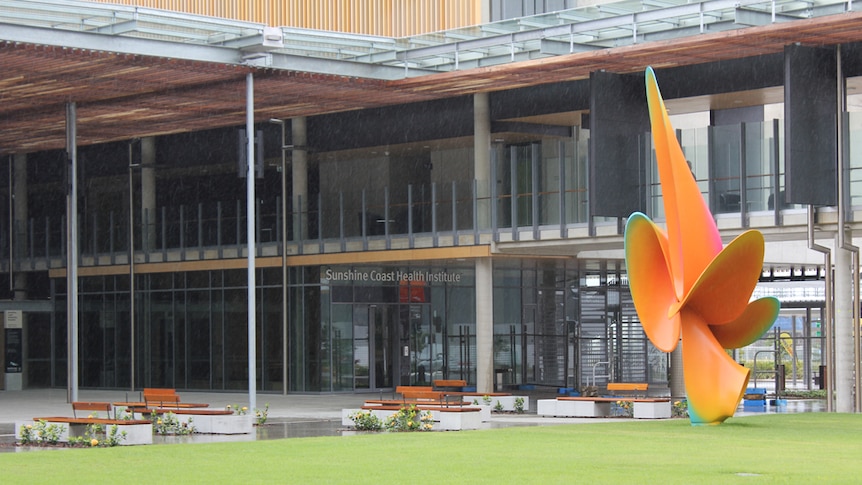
[537,398,613,417]
[633,400,671,419]
[174,413,254,434]
[18,420,153,445]
[537,398,671,419]
[342,407,481,431]
[438,409,481,430]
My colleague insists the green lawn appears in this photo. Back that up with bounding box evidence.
[3,413,860,484]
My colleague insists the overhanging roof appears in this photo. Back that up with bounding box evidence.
[2,0,862,155]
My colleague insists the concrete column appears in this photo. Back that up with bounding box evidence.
[292,117,308,240]
[479,1,491,23]
[10,154,27,391]
[669,342,685,399]
[474,93,491,230]
[475,257,494,393]
[834,235,854,412]
[12,153,28,300]
[140,137,157,251]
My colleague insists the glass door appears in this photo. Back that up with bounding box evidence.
[354,304,399,390]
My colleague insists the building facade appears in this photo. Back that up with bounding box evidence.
[1,0,858,406]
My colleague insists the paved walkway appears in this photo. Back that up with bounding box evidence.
[0,388,821,446]
[0,388,621,430]
[0,388,372,423]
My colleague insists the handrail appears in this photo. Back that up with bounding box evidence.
[591,361,611,387]
[752,349,778,391]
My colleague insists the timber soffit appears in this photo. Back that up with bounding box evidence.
[1,0,862,155]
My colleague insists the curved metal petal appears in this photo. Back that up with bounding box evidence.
[672,230,766,325]
[645,67,723,297]
[710,297,781,349]
[624,212,680,352]
[681,310,751,425]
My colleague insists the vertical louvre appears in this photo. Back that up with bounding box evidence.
[90,0,479,36]
[578,288,610,387]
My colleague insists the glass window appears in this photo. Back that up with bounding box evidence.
[848,112,862,207]
[711,124,742,214]
[744,121,776,212]
[331,304,354,391]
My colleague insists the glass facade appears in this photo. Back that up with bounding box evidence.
[40,258,671,392]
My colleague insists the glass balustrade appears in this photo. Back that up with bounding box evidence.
[6,115,862,268]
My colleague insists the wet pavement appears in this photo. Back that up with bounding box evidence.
[0,388,827,451]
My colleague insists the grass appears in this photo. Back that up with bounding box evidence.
[3,413,861,484]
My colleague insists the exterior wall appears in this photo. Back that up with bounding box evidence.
[1,81,841,393]
[93,0,482,36]
[2,13,848,395]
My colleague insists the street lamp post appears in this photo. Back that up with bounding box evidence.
[270,118,292,394]
[128,140,140,392]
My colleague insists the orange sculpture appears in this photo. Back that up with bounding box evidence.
[624,67,780,425]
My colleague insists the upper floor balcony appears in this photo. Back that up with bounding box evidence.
[3,112,862,273]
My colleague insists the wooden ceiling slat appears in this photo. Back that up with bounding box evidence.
[3,11,862,154]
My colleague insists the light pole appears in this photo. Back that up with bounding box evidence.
[270,118,292,394]
[128,140,140,392]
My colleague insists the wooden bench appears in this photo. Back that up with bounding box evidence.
[396,385,445,401]
[363,399,477,409]
[141,388,209,408]
[433,379,467,391]
[394,385,526,411]
[128,407,234,417]
[30,402,153,445]
[606,383,649,398]
[70,401,113,418]
[59,401,152,425]
[361,404,479,412]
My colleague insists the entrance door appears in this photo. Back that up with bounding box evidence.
[354,304,400,390]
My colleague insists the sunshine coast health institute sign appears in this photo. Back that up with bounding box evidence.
[324,268,462,284]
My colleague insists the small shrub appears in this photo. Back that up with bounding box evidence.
[384,405,433,432]
[102,425,128,446]
[514,397,525,414]
[18,420,63,445]
[152,411,195,435]
[255,403,270,426]
[782,389,826,399]
[69,420,127,447]
[348,410,383,431]
[614,400,633,417]
[494,401,504,412]
[226,404,248,415]
[672,400,689,418]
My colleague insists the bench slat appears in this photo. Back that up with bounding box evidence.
[558,397,669,403]
[361,405,480,412]
[34,417,151,425]
[72,401,112,411]
[71,401,113,418]
[364,399,476,407]
[433,379,467,388]
[130,407,234,416]
[606,383,648,391]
